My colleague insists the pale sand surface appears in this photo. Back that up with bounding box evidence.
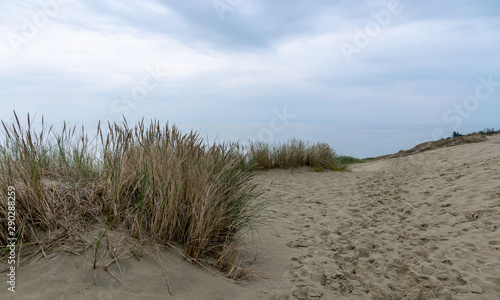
[2,135,500,299]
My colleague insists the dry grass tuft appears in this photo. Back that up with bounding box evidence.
[246,139,344,171]
[1,113,346,277]
[0,113,265,274]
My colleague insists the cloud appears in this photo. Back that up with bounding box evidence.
[0,0,499,129]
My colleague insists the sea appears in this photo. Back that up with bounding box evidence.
[2,121,498,159]
[175,122,500,158]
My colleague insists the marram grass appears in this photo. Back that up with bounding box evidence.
[0,113,348,277]
[0,113,264,276]
[246,139,345,171]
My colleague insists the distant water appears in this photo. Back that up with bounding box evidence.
[176,122,500,158]
[3,121,498,159]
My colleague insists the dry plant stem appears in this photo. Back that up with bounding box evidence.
[106,265,125,289]
[153,244,173,296]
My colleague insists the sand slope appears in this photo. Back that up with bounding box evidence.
[2,135,500,299]
[254,134,500,299]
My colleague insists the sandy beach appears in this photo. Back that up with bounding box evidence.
[3,134,500,299]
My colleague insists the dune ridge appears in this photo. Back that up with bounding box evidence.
[257,134,500,299]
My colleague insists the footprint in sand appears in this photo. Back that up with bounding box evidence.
[286,238,314,248]
[293,286,323,300]
[489,240,500,250]
[291,257,303,269]
[487,277,500,289]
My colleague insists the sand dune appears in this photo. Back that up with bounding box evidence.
[3,135,500,299]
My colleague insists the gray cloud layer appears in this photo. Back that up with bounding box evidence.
[1,0,499,129]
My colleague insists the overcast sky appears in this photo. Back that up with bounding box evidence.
[1,0,499,144]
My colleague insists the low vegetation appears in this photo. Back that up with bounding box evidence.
[0,113,265,277]
[246,139,345,171]
[450,128,500,139]
[0,113,353,277]
[335,155,367,165]
[477,127,500,135]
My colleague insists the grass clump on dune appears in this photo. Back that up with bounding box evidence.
[477,128,500,135]
[0,112,350,278]
[335,155,366,165]
[247,139,345,171]
[0,113,264,277]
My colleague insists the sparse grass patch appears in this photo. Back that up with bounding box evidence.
[478,128,500,135]
[247,139,344,171]
[247,141,273,170]
[336,155,366,165]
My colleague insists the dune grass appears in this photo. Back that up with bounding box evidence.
[335,155,367,165]
[0,113,350,277]
[477,128,500,135]
[246,139,345,171]
[0,113,265,276]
